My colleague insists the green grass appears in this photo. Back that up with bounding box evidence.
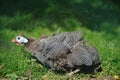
[0,0,120,79]
[0,15,120,79]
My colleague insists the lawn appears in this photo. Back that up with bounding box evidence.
[0,0,120,79]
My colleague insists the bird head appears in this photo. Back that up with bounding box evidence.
[12,33,28,46]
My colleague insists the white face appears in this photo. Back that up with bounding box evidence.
[16,36,28,44]
[12,35,28,45]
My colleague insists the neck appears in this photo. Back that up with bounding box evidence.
[25,37,41,56]
[25,38,34,48]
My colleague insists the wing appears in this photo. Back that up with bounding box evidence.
[67,49,93,67]
[42,43,71,60]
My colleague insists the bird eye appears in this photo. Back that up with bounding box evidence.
[17,37,20,40]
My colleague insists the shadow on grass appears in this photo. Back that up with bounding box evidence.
[0,0,120,34]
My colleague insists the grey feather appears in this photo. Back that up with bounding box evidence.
[27,31,101,72]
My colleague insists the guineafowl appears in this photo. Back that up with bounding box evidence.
[12,31,102,73]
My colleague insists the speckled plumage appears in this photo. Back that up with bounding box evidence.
[24,31,102,72]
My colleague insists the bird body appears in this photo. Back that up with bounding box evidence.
[12,31,102,73]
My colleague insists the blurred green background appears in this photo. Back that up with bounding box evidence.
[0,0,120,79]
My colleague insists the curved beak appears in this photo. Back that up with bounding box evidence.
[12,38,17,43]
[11,38,21,46]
